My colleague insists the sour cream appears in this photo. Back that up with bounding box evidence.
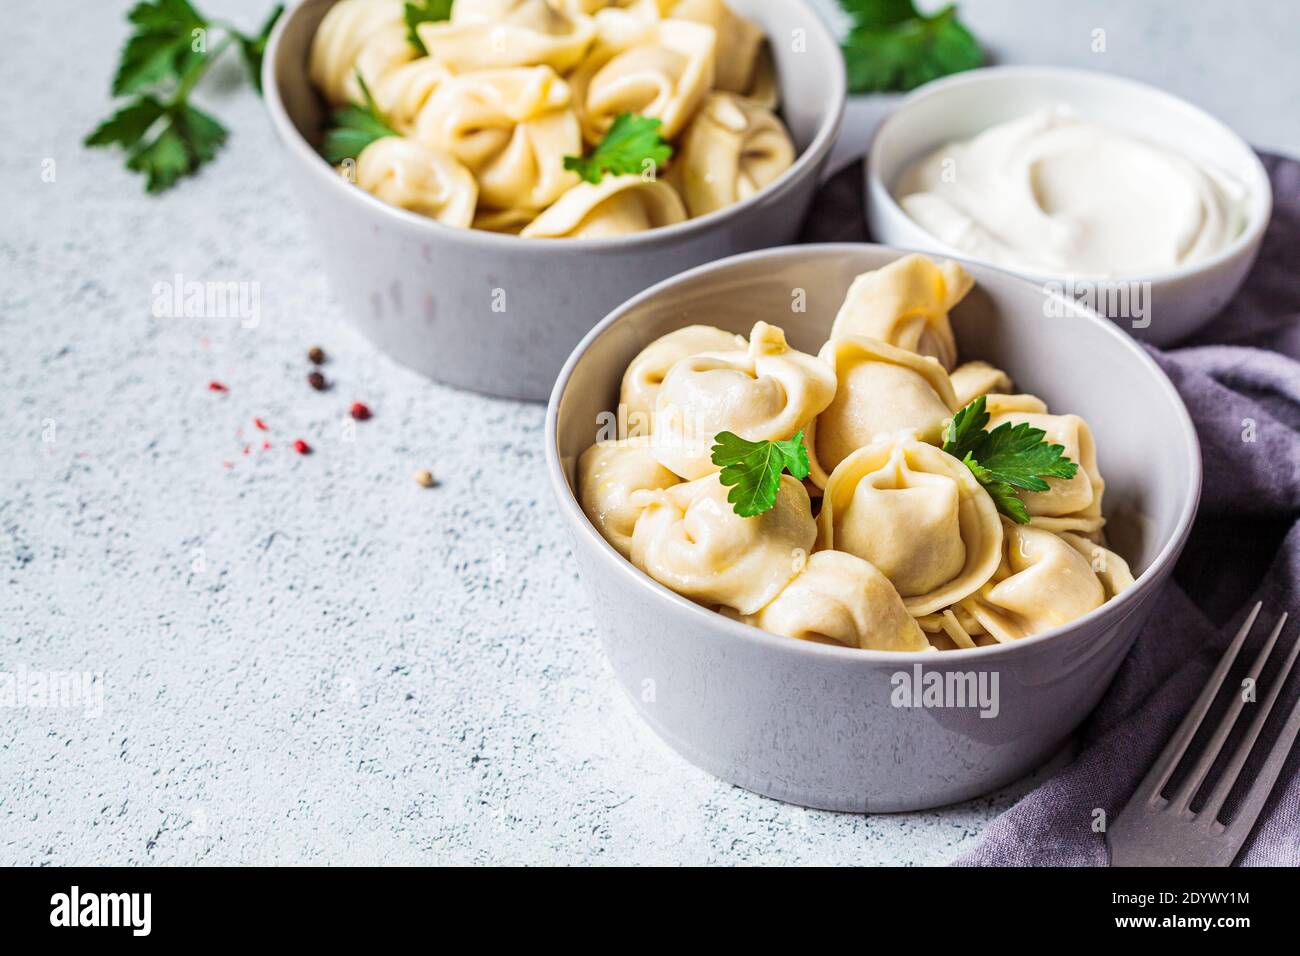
[894,107,1247,278]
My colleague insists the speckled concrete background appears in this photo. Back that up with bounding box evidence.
[2,1,1295,865]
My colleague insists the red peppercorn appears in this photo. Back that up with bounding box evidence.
[293,439,311,455]
[349,402,372,421]
[254,417,269,431]
[208,381,228,393]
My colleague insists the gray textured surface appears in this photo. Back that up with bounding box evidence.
[0,0,1292,865]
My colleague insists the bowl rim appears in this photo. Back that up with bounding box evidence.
[865,64,1274,286]
[262,0,847,251]
[545,241,1203,663]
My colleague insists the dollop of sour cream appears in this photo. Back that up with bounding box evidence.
[894,107,1247,278]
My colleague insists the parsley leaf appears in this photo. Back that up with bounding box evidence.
[838,0,983,94]
[563,113,673,185]
[942,396,1079,524]
[405,0,453,55]
[320,74,399,164]
[89,1,280,192]
[711,430,811,518]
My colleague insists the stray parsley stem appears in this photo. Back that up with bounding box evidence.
[172,35,235,106]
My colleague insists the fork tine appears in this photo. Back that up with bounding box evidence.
[1135,602,1260,805]
[1225,670,1300,842]
[1170,611,1288,813]
[1201,616,1296,824]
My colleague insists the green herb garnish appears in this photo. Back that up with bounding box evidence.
[711,431,811,518]
[85,0,284,193]
[942,396,1079,524]
[563,113,673,185]
[320,73,399,165]
[404,0,452,56]
[838,0,983,94]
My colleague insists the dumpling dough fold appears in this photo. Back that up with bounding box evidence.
[619,325,747,430]
[830,254,974,370]
[577,437,681,557]
[630,473,816,615]
[666,0,763,94]
[731,551,931,651]
[950,360,1013,408]
[415,66,582,212]
[816,435,1003,616]
[309,0,406,106]
[354,137,478,227]
[416,0,596,73]
[652,321,836,480]
[671,92,795,217]
[521,174,687,238]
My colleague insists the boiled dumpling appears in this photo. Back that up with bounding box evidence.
[629,473,816,614]
[735,551,931,651]
[950,360,1013,408]
[1059,532,1135,598]
[670,92,795,217]
[830,254,974,371]
[620,325,747,430]
[577,437,681,557]
[521,174,687,238]
[962,522,1109,642]
[816,435,1003,616]
[353,136,478,227]
[309,0,406,106]
[370,57,453,133]
[415,66,581,212]
[808,335,958,484]
[742,43,778,109]
[985,394,1106,534]
[569,16,716,144]
[416,0,596,73]
[652,321,836,480]
[666,0,763,94]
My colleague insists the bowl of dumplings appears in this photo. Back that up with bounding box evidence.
[263,0,845,400]
[546,245,1201,811]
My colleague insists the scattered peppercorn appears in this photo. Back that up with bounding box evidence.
[307,346,326,365]
[308,371,328,391]
[293,439,311,455]
[349,401,372,421]
[208,380,228,393]
[253,417,269,431]
[414,468,435,488]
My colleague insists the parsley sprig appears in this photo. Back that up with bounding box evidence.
[404,0,452,56]
[564,114,673,185]
[838,0,983,94]
[86,0,284,193]
[711,431,810,518]
[942,397,1078,524]
[320,74,399,165]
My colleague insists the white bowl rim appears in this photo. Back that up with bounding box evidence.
[865,64,1274,286]
[262,0,847,252]
[545,241,1204,663]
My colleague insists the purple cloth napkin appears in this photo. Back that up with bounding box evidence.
[802,154,1300,866]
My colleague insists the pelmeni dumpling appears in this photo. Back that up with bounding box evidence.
[808,335,958,483]
[829,254,974,371]
[416,0,596,73]
[652,321,837,480]
[985,394,1106,534]
[963,522,1111,642]
[620,325,747,429]
[415,66,581,212]
[666,0,763,94]
[743,44,778,109]
[354,137,478,227]
[630,473,816,614]
[734,551,931,651]
[521,175,687,238]
[309,0,406,105]
[816,435,1003,616]
[370,57,453,133]
[577,437,681,557]
[670,92,795,217]
[950,360,1013,408]
[569,17,716,144]
[1059,532,1136,598]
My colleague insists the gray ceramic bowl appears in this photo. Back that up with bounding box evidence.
[263,0,846,401]
[546,243,1202,812]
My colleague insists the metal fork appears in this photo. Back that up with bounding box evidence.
[1108,603,1299,866]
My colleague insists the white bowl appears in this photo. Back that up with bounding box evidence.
[866,66,1272,346]
[546,243,1201,811]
